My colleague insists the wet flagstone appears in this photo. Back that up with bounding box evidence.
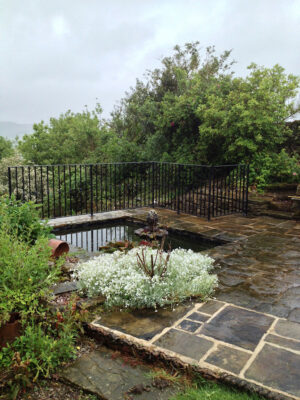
[177,319,202,332]
[94,303,194,340]
[187,311,209,323]
[273,319,300,341]
[265,333,300,352]
[199,305,274,351]
[245,343,300,398]
[154,328,213,360]
[62,346,178,400]
[205,344,251,375]
[197,300,224,315]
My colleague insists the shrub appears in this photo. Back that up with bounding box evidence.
[73,247,217,309]
[0,196,52,243]
[250,149,300,190]
[0,311,78,397]
[0,223,60,325]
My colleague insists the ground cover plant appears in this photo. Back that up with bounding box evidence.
[73,246,217,309]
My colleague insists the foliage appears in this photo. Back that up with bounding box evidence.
[0,136,13,161]
[0,151,23,196]
[0,222,59,325]
[249,149,300,190]
[0,308,78,398]
[0,200,80,398]
[73,247,217,309]
[0,196,52,243]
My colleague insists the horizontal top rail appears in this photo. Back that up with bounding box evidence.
[8,162,248,168]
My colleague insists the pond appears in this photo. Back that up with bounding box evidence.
[54,220,220,253]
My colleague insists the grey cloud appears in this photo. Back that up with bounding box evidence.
[0,0,299,124]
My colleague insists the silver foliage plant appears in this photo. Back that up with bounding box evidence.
[73,247,217,309]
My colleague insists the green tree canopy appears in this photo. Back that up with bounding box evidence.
[0,136,13,161]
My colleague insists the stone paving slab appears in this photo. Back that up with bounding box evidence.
[62,346,178,400]
[91,300,300,399]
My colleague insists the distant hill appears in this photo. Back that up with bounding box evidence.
[0,121,33,140]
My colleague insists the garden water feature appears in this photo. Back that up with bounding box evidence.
[54,219,220,253]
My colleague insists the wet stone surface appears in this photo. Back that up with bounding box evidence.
[265,333,300,352]
[94,303,194,340]
[200,305,274,351]
[205,344,251,375]
[197,300,224,315]
[245,343,300,398]
[62,346,178,400]
[187,312,209,323]
[273,319,300,341]
[154,328,213,361]
[177,319,202,332]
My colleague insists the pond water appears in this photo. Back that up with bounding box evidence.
[55,221,218,253]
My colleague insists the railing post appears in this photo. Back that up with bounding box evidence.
[244,164,250,216]
[152,162,155,207]
[177,164,181,214]
[90,165,93,217]
[207,166,213,221]
[8,167,12,197]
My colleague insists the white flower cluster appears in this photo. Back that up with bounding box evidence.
[73,247,218,309]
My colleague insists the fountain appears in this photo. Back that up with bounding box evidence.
[134,210,168,239]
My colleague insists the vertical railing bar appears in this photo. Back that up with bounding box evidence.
[64,165,67,216]
[46,166,50,218]
[40,166,44,218]
[90,164,93,216]
[52,166,55,217]
[85,165,88,214]
[15,167,18,199]
[79,165,82,214]
[114,164,117,210]
[8,167,12,197]
[100,164,103,212]
[28,167,31,201]
[245,164,249,215]
[74,165,77,215]
[68,165,71,216]
[58,165,61,217]
[95,165,98,213]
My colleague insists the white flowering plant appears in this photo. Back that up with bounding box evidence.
[73,246,217,309]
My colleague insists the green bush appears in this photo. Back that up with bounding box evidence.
[0,222,59,325]
[0,312,78,397]
[250,149,300,190]
[0,196,52,243]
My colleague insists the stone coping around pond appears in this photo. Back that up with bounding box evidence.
[88,300,300,400]
[47,210,132,229]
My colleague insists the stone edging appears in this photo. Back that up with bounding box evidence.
[84,322,295,400]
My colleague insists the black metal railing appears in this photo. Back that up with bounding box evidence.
[7,162,249,220]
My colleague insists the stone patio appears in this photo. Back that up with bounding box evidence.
[49,208,300,399]
[91,300,300,400]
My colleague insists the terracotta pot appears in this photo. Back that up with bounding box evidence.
[48,239,69,258]
[0,313,22,349]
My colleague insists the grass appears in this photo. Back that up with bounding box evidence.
[147,369,263,400]
[170,380,263,400]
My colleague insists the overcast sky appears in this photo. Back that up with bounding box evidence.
[0,0,299,124]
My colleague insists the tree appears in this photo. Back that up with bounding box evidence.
[18,104,108,165]
[0,136,13,161]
